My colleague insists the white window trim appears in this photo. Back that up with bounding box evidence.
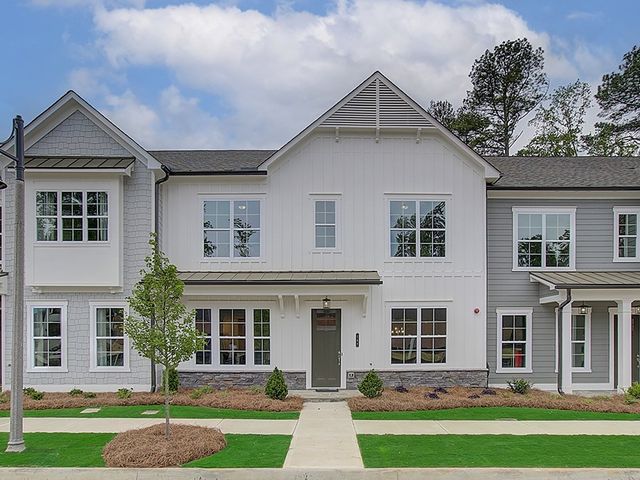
[613,207,640,262]
[89,302,130,373]
[496,307,533,374]
[386,196,451,261]
[35,190,111,245]
[310,194,342,252]
[26,301,68,373]
[570,307,592,373]
[200,196,264,261]
[388,303,449,368]
[512,207,576,271]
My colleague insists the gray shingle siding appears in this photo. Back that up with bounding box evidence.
[487,197,640,387]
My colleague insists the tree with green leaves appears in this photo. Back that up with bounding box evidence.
[582,123,638,156]
[595,45,640,148]
[125,234,203,439]
[465,38,548,155]
[518,80,592,156]
[427,100,493,154]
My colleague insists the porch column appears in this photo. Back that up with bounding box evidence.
[560,301,573,394]
[617,299,633,392]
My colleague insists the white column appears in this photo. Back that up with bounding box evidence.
[561,302,573,394]
[617,299,633,392]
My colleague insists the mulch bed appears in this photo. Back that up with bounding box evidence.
[103,424,226,467]
[348,386,640,414]
[0,388,303,412]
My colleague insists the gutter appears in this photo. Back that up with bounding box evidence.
[557,288,572,395]
[150,164,171,392]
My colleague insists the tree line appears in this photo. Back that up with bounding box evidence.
[426,39,639,157]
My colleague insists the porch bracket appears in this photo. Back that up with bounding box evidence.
[277,295,285,318]
[294,294,300,318]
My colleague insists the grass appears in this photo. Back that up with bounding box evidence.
[358,434,640,468]
[352,406,640,421]
[0,405,299,420]
[183,434,292,468]
[0,433,114,467]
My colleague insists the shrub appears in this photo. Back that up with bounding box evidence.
[189,386,213,400]
[394,385,408,393]
[481,388,496,395]
[507,378,532,395]
[468,393,481,399]
[30,391,45,401]
[162,368,180,393]
[433,387,449,394]
[69,388,84,397]
[23,387,37,396]
[117,388,132,399]
[357,370,384,398]
[0,392,8,403]
[83,391,97,399]
[626,382,640,400]
[425,392,439,399]
[199,385,214,394]
[265,367,288,400]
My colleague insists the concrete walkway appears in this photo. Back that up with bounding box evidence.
[284,401,363,469]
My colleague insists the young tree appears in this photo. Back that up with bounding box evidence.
[594,45,640,149]
[125,234,203,439]
[427,100,457,130]
[518,80,592,156]
[465,38,548,155]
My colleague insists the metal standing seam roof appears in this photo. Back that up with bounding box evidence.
[24,156,135,169]
[530,271,640,289]
[178,270,382,285]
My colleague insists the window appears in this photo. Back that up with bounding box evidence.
[389,200,446,258]
[315,200,336,248]
[219,309,246,365]
[95,307,126,368]
[496,308,532,373]
[253,309,271,365]
[203,200,260,258]
[614,208,640,261]
[513,208,575,270]
[571,310,591,371]
[29,303,66,370]
[391,307,447,364]
[36,191,109,242]
[195,309,213,365]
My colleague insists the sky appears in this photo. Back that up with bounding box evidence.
[0,0,638,151]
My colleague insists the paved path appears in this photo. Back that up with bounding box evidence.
[283,401,363,469]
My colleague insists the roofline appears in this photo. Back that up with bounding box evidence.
[182,279,383,286]
[529,272,640,290]
[488,186,640,191]
[167,170,268,177]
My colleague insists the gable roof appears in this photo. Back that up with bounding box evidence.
[259,71,501,181]
[488,156,640,189]
[149,150,274,174]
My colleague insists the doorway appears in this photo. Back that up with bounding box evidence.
[311,309,341,388]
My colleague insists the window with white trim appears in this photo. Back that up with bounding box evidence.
[203,200,260,258]
[94,306,126,368]
[253,309,271,365]
[36,191,109,242]
[614,208,640,261]
[513,208,575,270]
[219,309,246,365]
[391,307,447,364]
[571,310,591,370]
[314,200,336,248]
[32,306,64,368]
[497,309,532,372]
[389,200,446,258]
[195,308,213,365]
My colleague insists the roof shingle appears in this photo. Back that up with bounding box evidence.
[148,150,275,174]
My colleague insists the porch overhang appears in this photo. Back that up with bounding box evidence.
[20,156,135,175]
[530,271,640,290]
[178,270,382,286]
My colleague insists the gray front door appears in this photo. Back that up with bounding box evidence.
[614,314,640,385]
[311,309,341,388]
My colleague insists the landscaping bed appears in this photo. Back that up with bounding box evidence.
[348,386,640,414]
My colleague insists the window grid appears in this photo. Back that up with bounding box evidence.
[500,314,528,369]
[195,309,213,365]
[203,200,260,258]
[219,309,246,365]
[61,191,83,242]
[35,191,58,241]
[571,314,587,369]
[95,307,125,368]
[314,200,336,248]
[33,307,62,368]
[87,192,109,242]
[515,211,572,269]
[391,308,418,364]
[420,308,447,364]
[390,200,446,258]
[617,212,638,259]
[253,309,271,366]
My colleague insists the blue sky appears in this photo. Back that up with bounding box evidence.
[0,0,637,149]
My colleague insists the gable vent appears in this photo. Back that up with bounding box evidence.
[321,78,432,129]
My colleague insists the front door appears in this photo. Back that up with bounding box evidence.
[613,314,640,385]
[311,309,341,388]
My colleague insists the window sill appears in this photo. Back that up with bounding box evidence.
[613,257,640,263]
[512,267,575,272]
[311,249,342,254]
[496,367,533,374]
[27,367,68,374]
[89,367,131,373]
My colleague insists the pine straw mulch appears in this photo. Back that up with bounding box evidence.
[103,423,226,468]
[0,388,303,412]
[348,386,640,414]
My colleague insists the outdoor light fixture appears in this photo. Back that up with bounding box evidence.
[578,303,591,315]
[322,297,331,310]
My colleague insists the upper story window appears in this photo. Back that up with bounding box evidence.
[512,208,575,270]
[389,200,446,258]
[36,191,109,243]
[203,200,261,258]
[614,207,640,262]
[315,200,336,249]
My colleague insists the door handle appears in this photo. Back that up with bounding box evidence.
[338,351,343,366]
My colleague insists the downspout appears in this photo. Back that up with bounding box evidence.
[557,288,572,395]
[151,165,171,392]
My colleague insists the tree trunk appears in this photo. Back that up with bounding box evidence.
[164,366,170,439]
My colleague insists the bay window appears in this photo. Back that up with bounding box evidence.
[36,191,109,242]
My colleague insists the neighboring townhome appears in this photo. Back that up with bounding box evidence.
[487,156,640,394]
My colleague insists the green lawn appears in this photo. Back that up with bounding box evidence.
[0,405,298,420]
[183,434,292,468]
[352,406,640,421]
[358,434,640,468]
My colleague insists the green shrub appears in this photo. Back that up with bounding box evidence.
[189,385,214,400]
[30,391,45,401]
[626,382,640,400]
[507,378,532,395]
[82,391,97,399]
[23,387,37,396]
[358,370,384,398]
[116,388,132,399]
[69,388,83,397]
[162,367,180,393]
[0,392,8,403]
[265,367,288,400]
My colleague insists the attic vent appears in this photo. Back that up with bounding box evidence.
[321,77,432,129]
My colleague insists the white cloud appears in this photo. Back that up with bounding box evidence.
[31,0,145,7]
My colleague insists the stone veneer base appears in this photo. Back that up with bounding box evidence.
[345,369,488,389]
[178,370,307,390]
